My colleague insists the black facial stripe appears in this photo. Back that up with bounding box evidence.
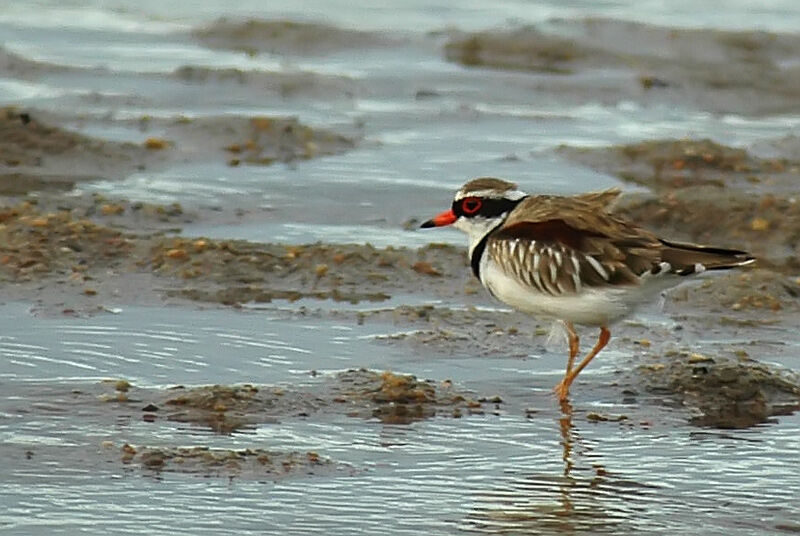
[462,195,527,281]
[453,196,523,219]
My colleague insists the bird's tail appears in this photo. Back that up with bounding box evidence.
[658,239,755,276]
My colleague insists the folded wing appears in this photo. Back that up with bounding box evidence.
[486,193,753,296]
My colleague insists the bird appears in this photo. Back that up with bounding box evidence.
[420,177,755,402]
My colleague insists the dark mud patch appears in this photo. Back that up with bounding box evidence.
[364,304,546,357]
[150,369,496,432]
[639,351,800,428]
[0,203,468,309]
[0,107,156,182]
[616,190,800,267]
[0,201,135,283]
[111,443,352,481]
[115,443,345,480]
[192,19,399,56]
[0,45,80,78]
[156,114,355,167]
[446,18,800,115]
[0,172,75,195]
[445,26,594,74]
[170,286,391,306]
[172,66,358,99]
[146,238,469,306]
[159,383,314,434]
[557,138,800,193]
[1,108,357,194]
[668,269,800,315]
[332,369,500,423]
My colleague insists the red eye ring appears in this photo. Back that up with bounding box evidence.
[462,197,482,215]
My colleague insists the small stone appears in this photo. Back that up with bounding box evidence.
[100,204,124,216]
[412,261,441,276]
[141,452,166,468]
[314,263,329,277]
[688,353,714,364]
[165,248,188,260]
[144,137,170,150]
[750,217,770,231]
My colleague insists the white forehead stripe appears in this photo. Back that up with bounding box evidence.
[455,188,527,201]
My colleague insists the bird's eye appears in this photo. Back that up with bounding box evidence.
[462,197,482,215]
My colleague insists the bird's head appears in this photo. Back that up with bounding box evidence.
[421,177,527,248]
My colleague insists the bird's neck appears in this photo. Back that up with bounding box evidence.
[465,213,510,280]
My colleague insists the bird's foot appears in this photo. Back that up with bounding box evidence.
[552,380,571,403]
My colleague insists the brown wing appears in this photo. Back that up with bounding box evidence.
[486,193,663,295]
[573,187,621,209]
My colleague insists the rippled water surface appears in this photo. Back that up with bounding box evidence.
[1,303,799,535]
[2,1,800,534]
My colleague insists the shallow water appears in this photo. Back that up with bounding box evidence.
[1,303,799,535]
[2,1,800,534]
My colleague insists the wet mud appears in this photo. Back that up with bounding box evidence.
[0,199,470,310]
[639,351,800,428]
[0,107,156,185]
[5,371,498,479]
[446,18,800,115]
[191,19,400,56]
[153,114,356,167]
[172,66,359,99]
[115,443,345,480]
[117,369,496,433]
[0,107,356,192]
[364,304,545,357]
[668,269,800,314]
[557,138,800,193]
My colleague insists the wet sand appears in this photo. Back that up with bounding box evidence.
[445,18,800,115]
[2,114,798,430]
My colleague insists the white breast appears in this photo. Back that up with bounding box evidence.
[478,254,675,327]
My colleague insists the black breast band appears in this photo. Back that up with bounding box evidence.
[470,232,491,279]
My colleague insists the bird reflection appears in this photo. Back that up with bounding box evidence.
[559,398,575,478]
[558,398,576,519]
[462,399,628,534]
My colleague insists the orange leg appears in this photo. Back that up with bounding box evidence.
[564,321,579,374]
[553,326,611,402]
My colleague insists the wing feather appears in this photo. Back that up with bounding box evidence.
[485,192,664,294]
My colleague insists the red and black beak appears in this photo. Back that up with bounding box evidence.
[420,209,457,228]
